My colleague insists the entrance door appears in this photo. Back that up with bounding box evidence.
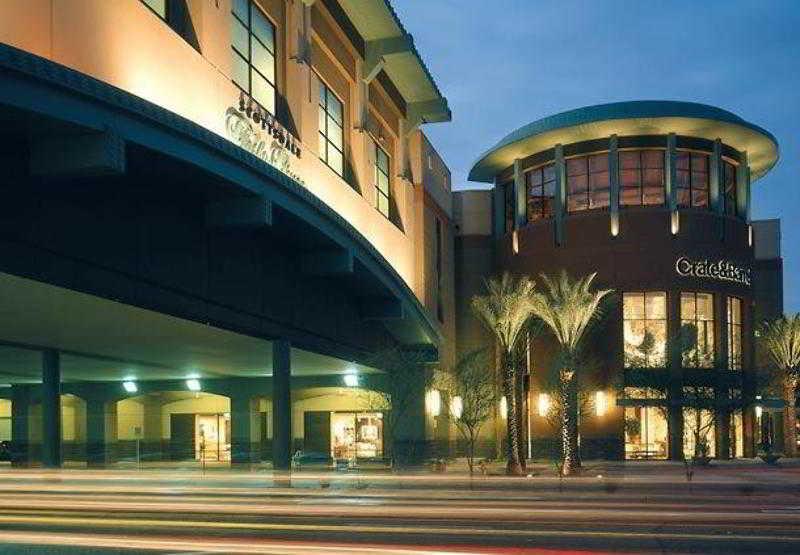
[170,414,195,460]
[303,411,331,455]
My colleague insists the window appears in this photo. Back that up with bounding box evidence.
[526,164,556,222]
[566,154,609,212]
[676,152,709,208]
[375,144,390,218]
[625,406,668,460]
[231,0,276,115]
[683,401,716,459]
[727,297,742,370]
[141,0,166,18]
[318,81,344,176]
[620,150,665,206]
[723,161,738,216]
[623,292,667,368]
[680,292,715,368]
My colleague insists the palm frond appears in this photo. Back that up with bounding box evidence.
[471,272,536,354]
[761,314,800,373]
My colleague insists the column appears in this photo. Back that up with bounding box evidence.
[608,135,620,237]
[86,398,109,466]
[665,133,678,235]
[231,395,254,464]
[514,159,526,229]
[738,151,750,221]
[553,144,565,246]
[667,292,684,460]
[492,176,505,238]
[272,339,292,471]
[714,294,730,459]
[41,349,61,468]
[11,385,30,466]
[711,139,724,241]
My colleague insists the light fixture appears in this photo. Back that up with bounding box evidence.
[450,396,463,419]
[186,378,201,392]
[343,373,359,387]
[122,381,138,393]
[748,224,753,247]
[537,393,550,417]
[512,230,519,254]
[425,389,441,417]
[755,405,763,419]
[610,214,619,237]
[670,212,680,235]
[595,391,607,416]
[499,396,508,419]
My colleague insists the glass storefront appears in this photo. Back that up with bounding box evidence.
[195,413,231,461]
[683,407,716,459]
[623,292,667,368]
[624,405,668,459]
[330,411,383,460]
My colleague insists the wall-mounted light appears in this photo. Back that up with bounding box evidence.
[537,393,550,417]
[670,212,680,235]
[343,373,359,387]
[595,391,607,416]
[512,230,519,254]
[610,214,619,237]
[122,381,138,393]
[450,396,463,419]
[755,405,763,419]
[186,379,201,392]
[425,389,441,417]
[499,396,508,419]
[748,224,753,247]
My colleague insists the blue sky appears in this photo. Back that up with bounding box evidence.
[394,0,800,313]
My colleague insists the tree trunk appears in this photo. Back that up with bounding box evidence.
[515,365,527,469]
[503,353,523,475]
[783,380,797,457]
[560,369,581,475]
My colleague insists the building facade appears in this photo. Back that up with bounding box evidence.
[455,101,786,460]
[0,0,455,468]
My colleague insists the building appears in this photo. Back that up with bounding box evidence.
[0,0,455,468]
[455,101,786,460]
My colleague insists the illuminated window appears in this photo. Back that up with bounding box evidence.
[683,403,716,459]
[623,292,667,368]
[680,292,715,368]
[231,0,276,115]
[676,152,709,208]
[625,406,668,459]
[318,80,344,176]
[141,0,166,19]
[567,154,609,212]
[623,387,666,400]
[620,150,665,206]
[723,161,738,216]
[727,297,743,370]
[375,144,390,218]
[526,164,556,222]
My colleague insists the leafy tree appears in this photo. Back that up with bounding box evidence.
[443,349,497,475]
[760,314,800,457]
[530,271,612,475]
[471,272,536,475]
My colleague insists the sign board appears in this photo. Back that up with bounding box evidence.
[675,256,751,286]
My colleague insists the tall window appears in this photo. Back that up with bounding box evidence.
[620,150,665,206]
[231,0,276,115]
[625,406,668,460]
[526,164,555,222]
[723,160,738,216]
[676,152,709,209]
[727,297,742,370]
[375,144,390,218]
[680,292,715,368]
[318,81,344,176]
[566,154,609,212]
[623,292,667,368]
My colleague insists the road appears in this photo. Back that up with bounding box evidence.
[0,464,799,554]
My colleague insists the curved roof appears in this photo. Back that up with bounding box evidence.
[468,101,779,183]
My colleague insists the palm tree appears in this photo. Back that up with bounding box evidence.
[471,273,536,475]
[530,271,612,475]
[760,314,800,457]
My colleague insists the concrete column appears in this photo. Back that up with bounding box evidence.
[272,339,292,470]
[86,398,109,466]
[738,151,749,220]
[231,395,254,464]
[715,294,730,459]
[667,291,684,460]
[513,159,526,229]
[554,144,565,246]
[608,135,620,237]
[665,133,678,235]
[710,139,722,214]
[11,385,30,466]
[41,349,61,468]
[492,176,505,238]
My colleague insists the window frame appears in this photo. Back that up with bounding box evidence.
[680,292,716,368]
[566,153,610,213]
[231,0,277,116]
[525,163,556,222]
[374,143,391,219]
[623,291,668,369]
[726,296,743,370]
[676,151,710,209]
[318,78,345,177]
[619,149,666,207]
[723,159,738,217]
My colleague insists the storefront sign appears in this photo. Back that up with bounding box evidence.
[675,257,751,286]
[224,93,304,184]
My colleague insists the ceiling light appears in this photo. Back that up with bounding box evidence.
[186,379,201,391]
[122,381,138,393]
[343,374,359,387]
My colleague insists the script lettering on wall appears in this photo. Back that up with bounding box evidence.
[675,257,751,286]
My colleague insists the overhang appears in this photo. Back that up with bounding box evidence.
[469,101,779,183]
[337,0,451,124]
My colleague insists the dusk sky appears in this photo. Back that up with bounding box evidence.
[394,0,800,313]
